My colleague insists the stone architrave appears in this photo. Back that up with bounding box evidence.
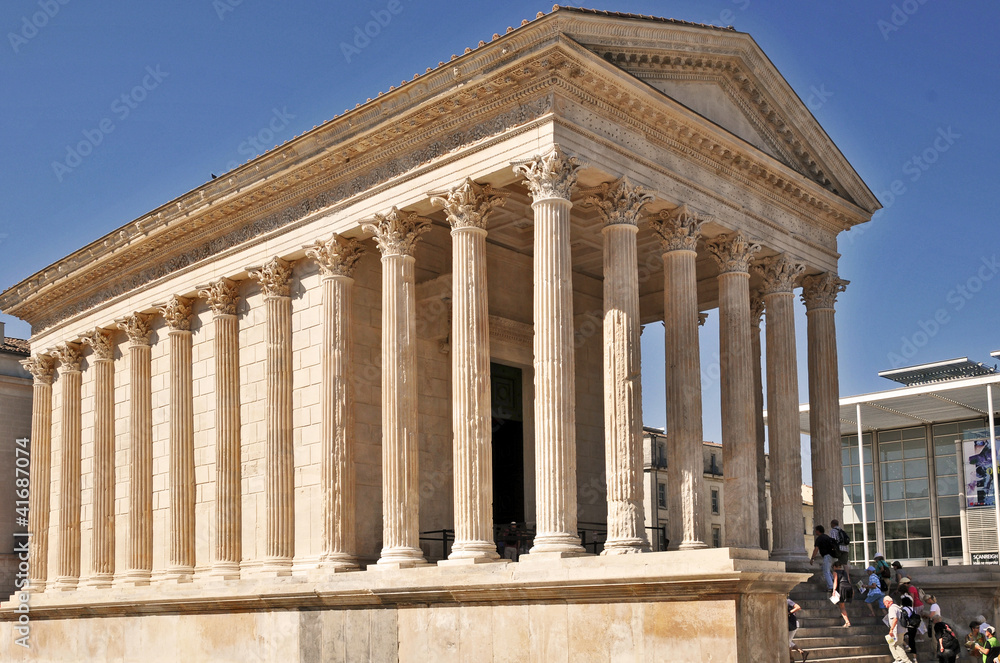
[650,205,708,551]
[754,254,807,565]
[21,354,54,592]
[707,232,761,549]
[305,234,365,570]
[362,207,431,567]
[197,278,242,578]
[749,290,769,550]
[157,295,196,581]
[431,178,508,562]
[587,177,650,555]
[513,145,586,556]
[81,329,115,587]
[801,273,849,530]
[52,342,83,589]
[248,257,295,575]
[117,313,153,585]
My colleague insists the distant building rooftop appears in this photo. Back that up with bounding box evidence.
[877,357,996,387]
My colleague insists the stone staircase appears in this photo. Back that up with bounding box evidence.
[789,572,897,663]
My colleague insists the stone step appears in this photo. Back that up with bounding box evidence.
[797,616,885,630]
[796,633,888,648]
[796,655,893,663]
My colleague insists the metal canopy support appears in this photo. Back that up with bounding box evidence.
[988,385,1000,558]
[856,403,870,567]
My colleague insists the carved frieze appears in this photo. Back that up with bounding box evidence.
[584,177,651,227]
[801,272,849,310]
[430,178,508,231]
[648,204,704,252]
[361,207,431,257]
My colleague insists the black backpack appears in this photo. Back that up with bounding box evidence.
[835,527,851,547]
[904,607,921,630]
[938,623,960,652]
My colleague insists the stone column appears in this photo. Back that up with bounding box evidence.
[514,145,585,556]
[81,330,115,587]
[801,273,848,530]
[248,258,295,575]
[21,354,54,592]
[754,254,807,564]
[117,314,153,585]
[707,232,760,549]
[53,342,82,589]
[158,296,196,581]
[432,179,508,562]
[587,178,650,554]
[651,205,707,551]
[750,292,769,551]
[197,278,242,578]
[305,235,364,570]
[362,208,431,567]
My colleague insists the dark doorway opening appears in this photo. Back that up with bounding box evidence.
[491,362,524,525]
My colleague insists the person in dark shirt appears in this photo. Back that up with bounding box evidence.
[809,525,838,592]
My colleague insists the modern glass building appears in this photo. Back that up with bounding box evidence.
[801,358,1000,567]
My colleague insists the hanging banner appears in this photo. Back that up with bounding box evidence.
[963,428,998,508]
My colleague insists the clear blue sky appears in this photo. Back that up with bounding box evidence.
[3,1,998,482]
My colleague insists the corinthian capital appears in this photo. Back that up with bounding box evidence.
[584,177,651,227]
[750,289,765,326]
[754,254,805,295]
[512,144,582,202]
[82,329,114,361]
[247,257,294,298]
[706,231,761,274]
[305,234,364,278]
[117,313,152,347]
[430,178,508,231]
[21,354,55,385]
[649,204,704,252]
[801,273,849,310]
[157,295,193,331]
[198,278,240,316]
[53,342,83,372]
[361,207,431,257]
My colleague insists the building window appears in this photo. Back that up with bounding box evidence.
[841,432,875,563]
[711,488,719,515]
[711,525,721,548]
[933,419,982,559]
[657,482,667,509]
[879,427,933,561]
[657,443,667,468]
[710,452,719,475]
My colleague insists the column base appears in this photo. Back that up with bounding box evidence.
[26,580,45,594]
[114,570,152,587]
[528,533,585,556]
[679,541,709,551]
[446,543,501,563]
[86,573,114,589]
[376,546,426,568]
[53,576,79,591]
[207,562,242,581]
[258,558,293,577]
[159,567,195,584]
[601,538,651,555]
[769,549,810,569]
[439,557,509,567]
[315,554,360,572]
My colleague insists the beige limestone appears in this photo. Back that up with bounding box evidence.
[362,208,430,566]
[707,232,760,550]
[52,343,82,589]
[750,291,769,550]
[651,204,708,551]
[431,179,507,562]
[754,254,807,564]
[21,354,54,591]
[514,146,585,556]
[588,177,650,554]
[801,273,848,529]
[81,329,115,587]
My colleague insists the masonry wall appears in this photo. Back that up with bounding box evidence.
[0,360,32,600]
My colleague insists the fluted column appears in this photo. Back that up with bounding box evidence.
[754,254,807,564]
[21,354,54,592]
[588,178,650,555]
[432,179,508,562]
[707,232,761,549]
[248,258,295,575]
[53,343,82,589]
[514,145,585,556]
[198,278,242,578]
[802,273,849,530]
[157,296,196,581]
[81,330,115,587]
[750,292,769,551]
[305,235,364,570]
[651,205,708,551]
[362,208,431,567]
[117,313,153,585]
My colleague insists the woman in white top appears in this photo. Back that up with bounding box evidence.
[925,595,941,623]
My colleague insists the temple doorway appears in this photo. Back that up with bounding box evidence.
[491,362,524,525]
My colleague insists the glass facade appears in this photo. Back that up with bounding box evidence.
[932,420,981,559]
[878,427,931,561]
[841,432,875,563]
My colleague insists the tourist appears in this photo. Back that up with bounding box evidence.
[900,594,919,654]
[934,621,962,663]
[891,560,905,593]
[829,519,852,581]
[831,560,852,627]
[897,577,924,617]
[884,596,911,663]
[787,599,809,663]
[968,621,984,662]
[809,524,838,592]
[864,565,886,617]
[874,552,892,593]
[971,624,998,663]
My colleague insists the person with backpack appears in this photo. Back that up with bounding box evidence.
[809,525,838,592]
[874,552,892,593]
[884,596,913,663]
[831,560,852,627]
[864,564,886,618]
[829,519,852,581]
[934,621,962,663]
[897,577,924,619]
[900,594,920,654]
[787,599,810,663]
